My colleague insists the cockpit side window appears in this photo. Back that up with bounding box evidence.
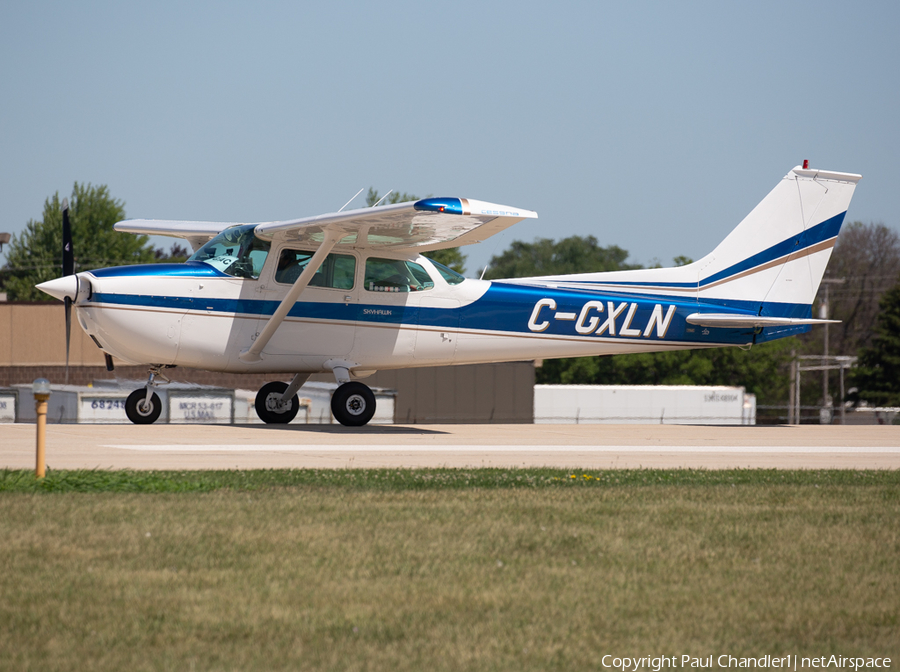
[188,225,270,279]
[274,249,356,290]
[364,258,435,293]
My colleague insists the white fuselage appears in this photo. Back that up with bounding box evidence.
[72,247,710,377]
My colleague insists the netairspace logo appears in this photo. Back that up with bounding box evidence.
[600,656,892,671]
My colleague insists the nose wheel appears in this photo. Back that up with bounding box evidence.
[124,365,171,424]
[125,388,162,424]
[331,382,376,427]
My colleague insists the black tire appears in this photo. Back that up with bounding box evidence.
[255,381,300,424]
[125,388,162,424]
[331,382,376,427]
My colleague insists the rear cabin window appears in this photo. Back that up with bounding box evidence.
[274,249,356,290]
[427,258,466,285]
[364,258,434,293]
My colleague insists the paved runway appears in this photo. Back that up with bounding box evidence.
[2,423,899,469]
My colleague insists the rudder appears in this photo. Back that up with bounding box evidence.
[695,165,861,319]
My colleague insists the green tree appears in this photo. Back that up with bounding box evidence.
[483,235,639,279]
[852,282,900,406]
[366,188,466,274]
[785,222,900,408]
[2,183,156,300]
[805,222,900,356]
[155,242,191,263]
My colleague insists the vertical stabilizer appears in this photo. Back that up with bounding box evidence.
[695,166,861,318]
[501,166,861,319]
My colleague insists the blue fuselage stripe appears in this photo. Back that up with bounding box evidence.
[89,281,807,347]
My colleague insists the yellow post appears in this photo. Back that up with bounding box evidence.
[33,378,51,479]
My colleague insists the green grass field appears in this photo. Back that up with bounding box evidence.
[1,469,898,671]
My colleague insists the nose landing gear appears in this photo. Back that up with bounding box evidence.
[125,388,162,424]
[125,365,171,424]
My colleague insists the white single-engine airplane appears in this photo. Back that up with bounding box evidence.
[37,163,860,426]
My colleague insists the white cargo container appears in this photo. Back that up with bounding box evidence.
[13,384,131,423]
[534,385,756,425]
[0,389,19,422]
[13,383,235,424]
[167,391,234,424]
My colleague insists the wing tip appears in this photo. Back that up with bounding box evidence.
[414,198,466,215]
[415,197,538,219]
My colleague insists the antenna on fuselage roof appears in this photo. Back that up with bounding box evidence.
[338,187,365,213]
[371,190,393,207]
[479,222,514,280]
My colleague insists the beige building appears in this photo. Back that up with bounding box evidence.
[0,302,534,423]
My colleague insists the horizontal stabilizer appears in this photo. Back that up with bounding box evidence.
[685,313,840,328]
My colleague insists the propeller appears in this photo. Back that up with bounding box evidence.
[62,198,74,385]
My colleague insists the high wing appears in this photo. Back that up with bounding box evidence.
[115,197,537,253]
[113,220,233,252]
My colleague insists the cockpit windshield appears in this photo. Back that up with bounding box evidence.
[188,225,271,279]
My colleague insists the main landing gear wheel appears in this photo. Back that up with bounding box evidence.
[255,381,300,424]
[331,382,376,427]
[125,388,162,424]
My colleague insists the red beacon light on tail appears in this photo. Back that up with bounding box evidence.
[803,159,809,169]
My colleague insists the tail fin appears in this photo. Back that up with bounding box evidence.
[696,165,861,318]
[511,165,861,328]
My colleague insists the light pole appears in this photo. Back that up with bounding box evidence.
[33,378,51,478]
[818,278,845,422]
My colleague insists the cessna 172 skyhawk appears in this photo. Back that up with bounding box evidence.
[37,163,860,426]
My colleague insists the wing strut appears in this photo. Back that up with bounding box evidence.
[239,228,342,363]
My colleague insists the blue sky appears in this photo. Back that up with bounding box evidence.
[2,1,897,275]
